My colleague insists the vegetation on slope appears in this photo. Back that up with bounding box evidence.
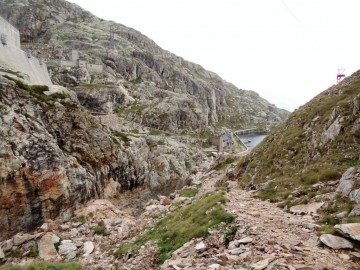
[115,191,234,264]
[0,262,85,270]
[237,70,360,212]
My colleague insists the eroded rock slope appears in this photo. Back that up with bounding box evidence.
[0,75,204,240]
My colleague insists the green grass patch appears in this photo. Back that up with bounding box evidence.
[4,75,66,102]
[149,129,162,136]
[213,157,238,171]
[345,216,360,223]
[115,104,149,114]
[0,262,85,270]
[115,191,234,264]
[179,187,199,198]
[113,131,131,145]
[0,68,24,79]
[73,83,117,90]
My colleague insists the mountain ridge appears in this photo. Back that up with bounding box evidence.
[0,0,288,133]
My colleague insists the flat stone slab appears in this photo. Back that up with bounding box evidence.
[290,202,324,215]
[83,241,94,256]
[320,234,353,249]
[238,237,253,244]
[335,223,360,241]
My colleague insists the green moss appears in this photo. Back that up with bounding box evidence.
[0,68,24,79]
[115,104,149,114]
[71,215,87,224]
[345,216,360,223]
[73,84,117,90]
[29,244,39,257]
[213,157,238,171]
[115,191,234,264]
[131,76,142,84]
[149,129,162,136]
[4,75,66,102]
[113,131,131,145]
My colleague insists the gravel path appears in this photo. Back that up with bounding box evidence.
[224,185,358,269]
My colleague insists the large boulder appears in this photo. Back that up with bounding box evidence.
[38,233,59,260]
[335,223,360,241]
[319,234,353,249]
[336,167,357,196]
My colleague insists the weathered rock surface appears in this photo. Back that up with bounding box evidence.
[0,75,204,240]
[83,241,94,256]
[58,240,77,260]
[337,167,357,196]
[289,202,324,215]
[38,233,58,260]
[319,234,353,249]
[335,223,360,241]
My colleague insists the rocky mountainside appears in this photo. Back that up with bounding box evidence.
[236,70,360,225]
[0,0,288,133]
[0,75,206,241]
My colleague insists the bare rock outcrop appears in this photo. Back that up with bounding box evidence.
[0,75,204,240]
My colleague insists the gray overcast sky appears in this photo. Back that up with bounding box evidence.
[69,0,360,111]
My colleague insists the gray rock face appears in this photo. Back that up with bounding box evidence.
[336,167,356,196]
[349,204,360,217]
[75,84,134,114]
[319,234,353,249]
[58,240,77,260]
[321,116,343,144]
[335,223,360,241]
[0,76,204,240]
[83,241,94,256]
[52,67,91,87]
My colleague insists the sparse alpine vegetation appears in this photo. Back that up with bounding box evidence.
[115,191,234,264]
[236,69,360,226]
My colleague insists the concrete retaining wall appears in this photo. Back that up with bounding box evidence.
[0,16,20,47]
[0,43,52,85]
[0,16,52,85]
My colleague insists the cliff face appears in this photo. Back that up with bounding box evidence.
[236,70,360,216]
[0,75,204,240]
[0,0,288,133]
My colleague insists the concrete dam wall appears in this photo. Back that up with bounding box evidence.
[0,16,52,85]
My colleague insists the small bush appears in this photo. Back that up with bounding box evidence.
[179,188,199,198]
[149,129,162,136]
[92,221,109,236]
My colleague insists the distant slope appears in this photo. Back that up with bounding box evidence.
[237,70,360,209]
[0,0,288,133]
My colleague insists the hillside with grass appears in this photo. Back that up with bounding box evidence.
[236,70,360,225]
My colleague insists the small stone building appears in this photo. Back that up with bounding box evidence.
[211,132,234,152]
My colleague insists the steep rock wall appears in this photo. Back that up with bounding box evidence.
[0,75,203,240]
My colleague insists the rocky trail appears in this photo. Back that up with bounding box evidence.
[1,161,359,269]
[162,170,360,270]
